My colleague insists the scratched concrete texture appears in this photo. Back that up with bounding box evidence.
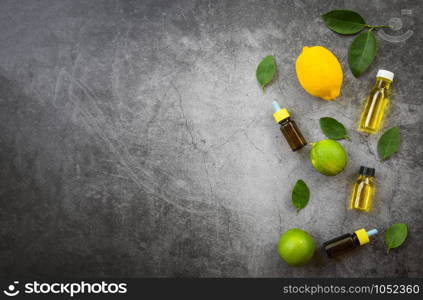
[0,0,422,277]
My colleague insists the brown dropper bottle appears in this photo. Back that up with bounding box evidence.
[272,101,307,151]
[323,228,378,258]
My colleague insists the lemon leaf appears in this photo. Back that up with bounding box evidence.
[319,117,349,140]
[377,127,401,160]
[322,10,366,35]
[292,180,310,212]
[385,223,408,254]
[256,55,276,91]
[348,30,378,77]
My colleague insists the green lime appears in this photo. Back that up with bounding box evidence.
[310,139,347,176]
[278,228,315,266]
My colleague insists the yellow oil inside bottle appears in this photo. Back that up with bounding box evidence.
[350,175,375,212]
[358,76,392,134]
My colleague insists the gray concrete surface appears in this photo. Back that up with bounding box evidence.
[0,0,422,277]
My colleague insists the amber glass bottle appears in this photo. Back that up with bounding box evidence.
[350,166,375,212]
[272,101,307,151]
[324,228,378,258]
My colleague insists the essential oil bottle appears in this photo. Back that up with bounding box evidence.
[350,166,375,212]
[358,69,394,134]
[272,101,307,151]
[324,228,378,258]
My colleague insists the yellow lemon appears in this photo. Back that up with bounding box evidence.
[296,46,343,100]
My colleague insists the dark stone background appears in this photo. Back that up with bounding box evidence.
[0,0,422,277]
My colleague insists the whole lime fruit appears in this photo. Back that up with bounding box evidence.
[278,228,315,266]
[310,139,347,176]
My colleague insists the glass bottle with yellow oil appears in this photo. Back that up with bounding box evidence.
[358,70,394,134]
[350,166,375,212]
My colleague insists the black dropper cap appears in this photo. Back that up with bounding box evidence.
[359,166,375,177]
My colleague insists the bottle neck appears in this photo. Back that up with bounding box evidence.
[279,117,291,125]
[351,233,361,247]
[375,77,391,89]
[358,174,374,181]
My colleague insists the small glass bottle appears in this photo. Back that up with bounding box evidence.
[358,69,394,134]
[272,101,307,151]
[324,228,378,258]
[350,166,375,212]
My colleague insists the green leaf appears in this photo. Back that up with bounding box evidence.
[348,30,378,77]
[256,55,276,91]
[319,117,349,140]
[322,10,366,35]
[292,180,310,212]
[385,223,408,253]
[377,127,401,160]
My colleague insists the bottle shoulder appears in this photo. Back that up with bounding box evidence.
[279,117,293,126]
[356,176,375,186]
[370,84,391,97]
[351,234,361,247]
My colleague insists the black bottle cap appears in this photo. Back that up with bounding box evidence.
[359,166,375,177]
